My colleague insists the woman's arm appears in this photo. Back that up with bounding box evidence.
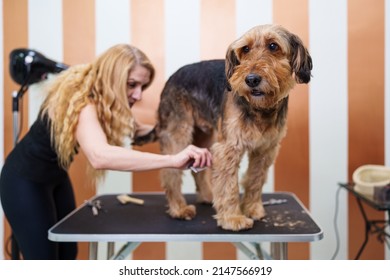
[76,104,211,172]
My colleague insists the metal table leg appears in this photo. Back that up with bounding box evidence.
[355,198,369,259]
[89,242,98,260]
[107,242,115,259]
[270,242,287,260]
[233,242,260,260]
[111,242,141,260]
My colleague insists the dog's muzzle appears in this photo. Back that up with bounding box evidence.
[245,73,265,97]
[245,73,261,88]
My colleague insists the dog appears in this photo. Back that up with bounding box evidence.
[134,24,312,231]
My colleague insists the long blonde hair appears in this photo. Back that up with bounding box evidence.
[40,44,155,179]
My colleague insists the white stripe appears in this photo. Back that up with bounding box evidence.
[95,0,133,191]
[385,0,390,261]
[0,0,4,260]
[167,242,202,260]
[28,0,63,126]
[309,0,348,260]
[164,0,201,260]
[165,0,200,78]
[95,0,130,56]
[95,3,132,261]
[95,0,132,195]
[236,0,273,36]
[95,0,132,259]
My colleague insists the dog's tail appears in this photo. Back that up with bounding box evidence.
[132,127,158,146]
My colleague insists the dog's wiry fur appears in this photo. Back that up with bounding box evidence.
[134,24,312,231]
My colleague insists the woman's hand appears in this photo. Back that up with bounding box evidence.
[171,145,212,170]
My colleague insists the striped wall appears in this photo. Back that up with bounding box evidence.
[1,0,390,260]
[0,0,3,259]
[387,0,390,261]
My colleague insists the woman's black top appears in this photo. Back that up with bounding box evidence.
[4,114,68,183]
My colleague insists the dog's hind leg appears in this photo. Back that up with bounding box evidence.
[193,169,213,204]
[160,168,196,220]
[192,128,215,204]
[159,119,196,220]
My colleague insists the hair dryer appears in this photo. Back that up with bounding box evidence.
[9,48,68,86]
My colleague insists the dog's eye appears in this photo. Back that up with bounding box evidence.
[268,42,279,52]
[242,46,250,53]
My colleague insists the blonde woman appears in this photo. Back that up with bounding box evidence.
[0,44,212,259]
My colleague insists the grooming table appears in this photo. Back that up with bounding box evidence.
[48,192,323,260]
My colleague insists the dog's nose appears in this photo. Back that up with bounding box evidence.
[245,74,261,88]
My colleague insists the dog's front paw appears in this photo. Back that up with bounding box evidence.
[243,203,266,220]
[217,215,254,231]
[168,204,196,220]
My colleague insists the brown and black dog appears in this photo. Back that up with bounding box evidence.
[135,24,312,231]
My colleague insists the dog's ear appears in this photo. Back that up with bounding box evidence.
[289,34,312,84]
[225,46,240,91]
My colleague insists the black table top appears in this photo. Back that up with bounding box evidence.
[49,192,323,243]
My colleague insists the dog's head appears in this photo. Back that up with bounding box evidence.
[225,24,312,109]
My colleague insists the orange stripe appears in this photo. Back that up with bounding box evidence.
[63,0,96,260]
[63,0,96,65]
[2,0,29,260]
[348,0,385,260]
[3,1,29,159]
[130,0,165,125]
[273,0,310,260]
[200,0,237,260]
[131,0,166,260]
[200,0,236,59]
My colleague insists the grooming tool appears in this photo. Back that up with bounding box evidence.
[189,165,207,173]
[86,199,102,216]
[117,194,144,205]
[187,159,207,173]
